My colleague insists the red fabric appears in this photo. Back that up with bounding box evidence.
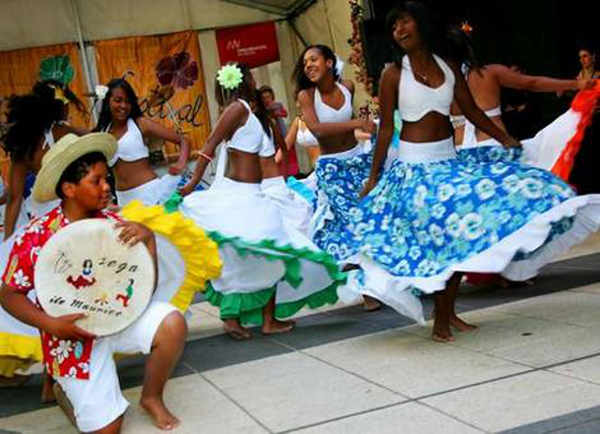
[551,80,600,180]
[216,21,280,68]
[2,206,121,380]
[279,147,299,177]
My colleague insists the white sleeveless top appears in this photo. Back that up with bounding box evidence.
[228,99,272,157]
[107,118,149,166]
[398,54,455,122]
[314,82,353,123]
[296,119,318,148]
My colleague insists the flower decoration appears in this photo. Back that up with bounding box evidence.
[460,21,474,36]
[39,55,74,86]
[95,85,109,101]
[156,51,199,90]
[216,64,244,91]
[347,0,375,96]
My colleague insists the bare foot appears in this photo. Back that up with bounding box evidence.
[140,396,180,431]
[449,314,478,332]
[223,321,252,341]
[498,276,535,288]
[432,321,455,343]
[262,319,295,335]
[362,295,382,312]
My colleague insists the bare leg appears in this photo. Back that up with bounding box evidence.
[140,311,187,431]
[222,318,252,340]
[262,296,294,335]
[446,272,478,332]
[94,415,123,434]
[432,289,454,342]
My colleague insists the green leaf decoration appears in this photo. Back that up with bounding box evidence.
[39,55,74,85]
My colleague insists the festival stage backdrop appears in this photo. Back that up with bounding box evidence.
[0,43,91,179]
[95,30,211,161]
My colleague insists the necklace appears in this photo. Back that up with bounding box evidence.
[413,69,429,84]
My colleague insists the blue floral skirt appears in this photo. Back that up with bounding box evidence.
[311,145,373,262]
[342,137,600,323]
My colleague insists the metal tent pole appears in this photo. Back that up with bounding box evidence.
[70,0,97,123]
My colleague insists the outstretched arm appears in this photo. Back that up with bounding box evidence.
[450,62,520,148]
[492,64,593,93]
[138,117,191,175]
[179,101,246,195]
[361,65,399,197]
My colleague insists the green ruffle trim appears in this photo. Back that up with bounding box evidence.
[206,231,347,289]
[164,192,183,214]
[205,280,340,325]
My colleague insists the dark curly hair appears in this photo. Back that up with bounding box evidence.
[93,78,143,133]
[293,44,340,95]
[2,80,82,163]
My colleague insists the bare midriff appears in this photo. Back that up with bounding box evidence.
[319,130,357,155]
[113,159,158,191]
[400,112,453,143]
[260,156,281,179]
[225,148,262,183]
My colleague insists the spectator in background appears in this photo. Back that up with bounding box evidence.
[259,86,299,176]
[577,47,599,81]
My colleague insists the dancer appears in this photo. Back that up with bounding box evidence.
[93,78,190,207]
[294,44,381,311]
[0,133,186,432]
[178,63,344,340]
[2,80,87,240]
[0,81,87,383]
[347,1,600,342]
[448,28,596,173]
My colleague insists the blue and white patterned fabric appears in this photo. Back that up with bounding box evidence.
[341,137,600,324]
[311,145,372,262]
[457,144,523,165]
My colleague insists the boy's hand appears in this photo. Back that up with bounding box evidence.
[115,221,155,247]
[47,313,96,341]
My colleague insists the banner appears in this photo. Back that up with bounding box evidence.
[216,21,280,68]
[95,31,211,162]
[0,43,91,180]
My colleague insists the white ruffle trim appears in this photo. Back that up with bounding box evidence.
[339,194,600,325]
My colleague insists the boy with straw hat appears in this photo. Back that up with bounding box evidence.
[0,133,186,432]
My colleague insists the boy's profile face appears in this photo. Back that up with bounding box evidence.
[62,161,112,212]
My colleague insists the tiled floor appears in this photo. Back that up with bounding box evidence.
[2,242,600,433]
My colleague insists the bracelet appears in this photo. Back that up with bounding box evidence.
[198,151,213,162]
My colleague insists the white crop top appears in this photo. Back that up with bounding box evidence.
[314,82,353,123]
[261,131,276,157]
[296,119,318,148]
[227,99,272,157]
[398,54,455,122]
[107,118,149,166]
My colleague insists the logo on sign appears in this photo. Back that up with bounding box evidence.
[227,39,241,51]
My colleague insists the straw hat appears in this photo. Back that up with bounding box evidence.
[33,133,117,202]
[35,219,155,336]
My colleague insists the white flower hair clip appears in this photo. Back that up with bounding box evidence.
[217,64,243,90]
[95,85,109,101]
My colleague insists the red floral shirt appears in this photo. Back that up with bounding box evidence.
[2,206,121,380]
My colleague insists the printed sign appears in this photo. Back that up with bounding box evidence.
[216,21,280,68]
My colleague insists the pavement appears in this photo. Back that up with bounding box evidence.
[2,233,600,434]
